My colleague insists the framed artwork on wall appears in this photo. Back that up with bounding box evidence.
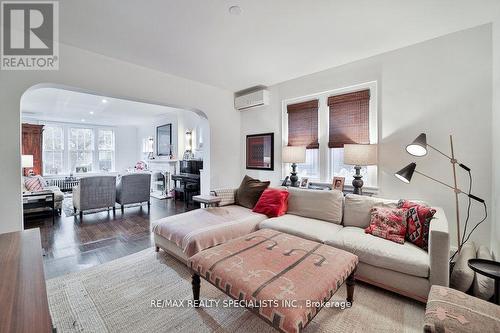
[246,133,274,170]
[157,124,172,156]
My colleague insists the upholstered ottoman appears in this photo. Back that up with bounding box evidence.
[188,229,358,333]
[424,285,500,332]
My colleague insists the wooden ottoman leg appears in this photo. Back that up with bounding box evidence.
[192,274,201,307]
[155,246,160,252]
[346,270,356,303]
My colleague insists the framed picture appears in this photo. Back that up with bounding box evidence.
[333,176,345,191]
[156,124,172,156]
[299,177,309,188]
[246,133,274,170]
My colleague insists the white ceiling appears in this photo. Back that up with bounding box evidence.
[21,88,180,126]
[59,0,500,91]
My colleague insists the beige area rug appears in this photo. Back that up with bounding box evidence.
[46,248,425,333]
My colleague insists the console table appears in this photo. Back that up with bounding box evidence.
[0,229,53,333]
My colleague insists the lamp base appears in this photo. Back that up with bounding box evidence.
[352,165,364,195]
[290,163,299,187]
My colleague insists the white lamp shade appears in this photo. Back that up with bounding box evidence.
[343,144,377,166]
[282,146,306,163]
[21,155,33,168]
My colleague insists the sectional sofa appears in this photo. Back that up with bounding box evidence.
[152,187,450,302]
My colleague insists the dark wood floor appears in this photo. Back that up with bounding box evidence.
[24,198,194,279]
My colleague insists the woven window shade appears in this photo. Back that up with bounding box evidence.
[328,90,370,148]
[287,100,319,149]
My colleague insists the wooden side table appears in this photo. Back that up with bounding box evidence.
[23,191,55,225]
[468,258,500,304]
[192,195,221,208]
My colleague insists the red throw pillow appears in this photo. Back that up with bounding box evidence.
[365,206,408,244]
[398,200,436,251]
[252,189,289,218]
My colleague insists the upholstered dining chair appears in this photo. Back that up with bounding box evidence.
[73,176,117,220]
[116,173,151,211]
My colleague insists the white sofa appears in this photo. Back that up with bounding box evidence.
[153,186,450,302]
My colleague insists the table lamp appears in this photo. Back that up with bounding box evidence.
[282,146,306,187]
[21,155,33,176]
[344,144,377,195]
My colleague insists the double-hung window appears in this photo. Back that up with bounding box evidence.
[42,125,64,175]
[69,128,95,173]
[283,83,378,187]
[98,129,115,172]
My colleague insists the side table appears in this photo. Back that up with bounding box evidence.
[23,191,55,225]
[468,258,500,304]
[192,195,221,208]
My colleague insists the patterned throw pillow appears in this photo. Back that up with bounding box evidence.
[365,206,408,244]
[24,176,44,192]
[398,200,436,251]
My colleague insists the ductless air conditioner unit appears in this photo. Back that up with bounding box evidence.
[234,89,270,110]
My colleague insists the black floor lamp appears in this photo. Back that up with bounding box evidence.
[395,133,485,253]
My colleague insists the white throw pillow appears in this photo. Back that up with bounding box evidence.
[472,246,495,300]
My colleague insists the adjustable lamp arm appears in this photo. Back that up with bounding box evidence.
[426,144,470,171]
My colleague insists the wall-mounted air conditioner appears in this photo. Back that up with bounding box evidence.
[234,89,270,110]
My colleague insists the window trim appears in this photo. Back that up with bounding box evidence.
[281,81,378,186]
[41,121,116,176]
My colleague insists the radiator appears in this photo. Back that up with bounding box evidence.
[48,178,80,192]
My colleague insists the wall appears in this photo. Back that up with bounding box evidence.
[492,18,500,257]
[114,125,139,172]
[0,42,241,234]
[241,25,493,248]
[136,113,179,160]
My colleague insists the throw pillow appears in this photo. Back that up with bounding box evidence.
[398,200,436,251]
[235,175,270,209]
[450,243,476,292]
[365,206,408,244]
[24,176,44,192]
[252,188,289,218]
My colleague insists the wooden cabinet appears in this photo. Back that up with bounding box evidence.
[22,124,44,176]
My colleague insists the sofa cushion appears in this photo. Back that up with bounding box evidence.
[259,214,343,243]
[235,175,270,209]
[472,246,495,300]
[343,194,398,228]
[286,187,343,224]
[252,188,289,217]
[450,243,476,292]
[325,226,430,278]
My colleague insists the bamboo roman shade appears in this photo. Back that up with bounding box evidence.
[287,100,319,149]
[328,89,370,148]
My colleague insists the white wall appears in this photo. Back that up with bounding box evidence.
[0,42,241,234]
[241,25,493,248]
[114,125,139,172]
[137,113,179,160]
[492,18,500,257]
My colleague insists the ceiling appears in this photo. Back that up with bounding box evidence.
[59,0,500,91]
[21,88,180,126]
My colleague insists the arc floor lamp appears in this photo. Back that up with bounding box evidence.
[395,133,484,252]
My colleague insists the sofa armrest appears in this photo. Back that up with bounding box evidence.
[210,188,237,206]
[428,207,450,287]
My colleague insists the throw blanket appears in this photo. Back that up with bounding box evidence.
[152,205,267,257]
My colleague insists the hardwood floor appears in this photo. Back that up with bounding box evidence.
[24,198,195,279]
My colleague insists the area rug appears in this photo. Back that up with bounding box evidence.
[62,194,146,217]
[46,248,425,333]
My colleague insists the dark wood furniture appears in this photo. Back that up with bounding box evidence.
[22,123,44,176]
[468,258,500,304]
[172,173,200,207]
[0,229,53,333]
[23,191,55,225]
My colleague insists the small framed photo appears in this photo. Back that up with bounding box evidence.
[332,177,345,191]
[299,177,309,188]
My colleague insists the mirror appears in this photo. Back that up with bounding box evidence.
[156,124,172,156]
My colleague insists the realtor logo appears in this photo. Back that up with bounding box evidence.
[1,1,59,70]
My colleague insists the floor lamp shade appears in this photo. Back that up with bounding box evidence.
[282,146,306,163]
[343,144,377,166]
[406,133,427,157]
[395,162,416,183]
[21,155,34,168]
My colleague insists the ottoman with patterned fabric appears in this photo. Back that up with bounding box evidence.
[188,229,359,333]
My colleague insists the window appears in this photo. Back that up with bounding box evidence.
[98,129,115,171]
[69,128,94,173]
[286,100,320,179]
[283,83,377,187]
[42,125,64,175]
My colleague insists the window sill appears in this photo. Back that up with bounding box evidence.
[42,171,118,178]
